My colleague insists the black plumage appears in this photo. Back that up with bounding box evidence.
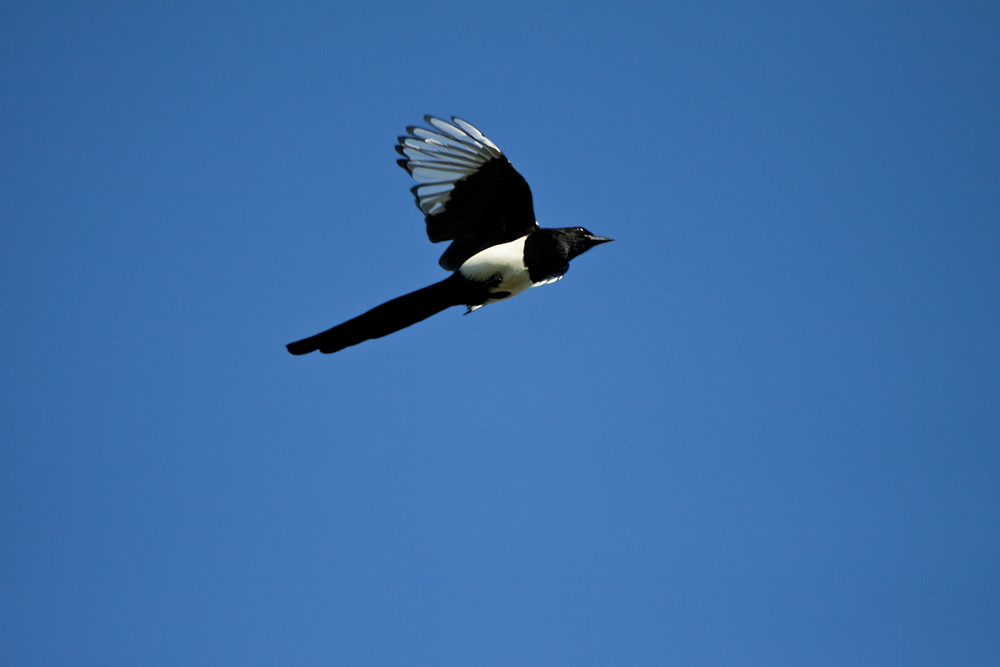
[287,116,612,356]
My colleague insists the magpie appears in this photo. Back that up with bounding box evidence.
[286,116,613,356]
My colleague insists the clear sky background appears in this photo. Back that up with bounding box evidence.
[2,2,998,665]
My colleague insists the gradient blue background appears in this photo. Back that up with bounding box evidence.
[2,2,998,665]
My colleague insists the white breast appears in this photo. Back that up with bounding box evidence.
[458,235,534,302]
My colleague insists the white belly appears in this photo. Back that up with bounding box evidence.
[458,236,534,302]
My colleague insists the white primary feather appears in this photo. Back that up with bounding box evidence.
[533,274,564,286]
[401,117,504,218]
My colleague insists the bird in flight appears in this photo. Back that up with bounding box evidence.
[286,116,613,355]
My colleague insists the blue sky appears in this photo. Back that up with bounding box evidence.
[2,2,998,665]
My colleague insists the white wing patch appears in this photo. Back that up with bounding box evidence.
[397,116,504,217]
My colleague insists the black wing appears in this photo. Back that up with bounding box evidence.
[396,116,538,271]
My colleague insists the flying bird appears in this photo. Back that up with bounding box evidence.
[286,116,613,355]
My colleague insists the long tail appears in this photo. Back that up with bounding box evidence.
[287,274,482,355]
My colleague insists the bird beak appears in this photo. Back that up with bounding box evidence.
[586,235,614,245]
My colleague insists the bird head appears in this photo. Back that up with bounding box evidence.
[561,227,614,260]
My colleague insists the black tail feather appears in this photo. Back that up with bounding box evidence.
[286,274,482,355]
